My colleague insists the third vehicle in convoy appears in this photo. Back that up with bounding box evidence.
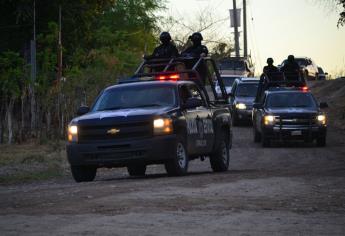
[228,77,259,125]
[215,75,239,97]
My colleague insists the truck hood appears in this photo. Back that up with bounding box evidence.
[216,86,232,94]
[220,70,247,76]
[266,107,318,117]
[72,107,176,126]
[235,96,255,105]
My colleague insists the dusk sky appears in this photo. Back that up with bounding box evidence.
[166,0,345,76]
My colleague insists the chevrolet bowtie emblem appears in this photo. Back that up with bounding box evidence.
[107,128,120,135]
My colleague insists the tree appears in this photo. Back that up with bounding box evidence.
[339,0,345,27]
[313,0,345,27]
[0,52,25,144]
[161,7,234,55]
[0,0,165,144]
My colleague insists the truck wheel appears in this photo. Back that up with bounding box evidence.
[253,126,261,142]
[71,165,97,182]
[210,131,230,172]
[316,136,326,147]
[261,133,270,147]
[127,165,146,176]
[165,135,188,176]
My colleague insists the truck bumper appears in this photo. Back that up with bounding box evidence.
[234,109,252,121]
[66,135,176,167]
[262,125,327,141]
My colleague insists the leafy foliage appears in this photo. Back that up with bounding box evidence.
[0,0,164,144]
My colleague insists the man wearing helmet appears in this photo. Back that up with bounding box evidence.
[256,58,281,102]
[280,55,301,81]
[263,58,279,75]
[144,32,179,60]
[181,32,209,57]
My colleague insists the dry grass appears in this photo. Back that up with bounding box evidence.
[309,77,345,130]
[0,142,69,184]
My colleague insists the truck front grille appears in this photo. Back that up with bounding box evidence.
[275,115,317,126]
[78,121,152,142]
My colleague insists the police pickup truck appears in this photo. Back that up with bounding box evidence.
[66,57,232,182]
[252,72,327,147]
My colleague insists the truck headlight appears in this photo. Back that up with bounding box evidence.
[236,103,247,110]
[68,125,78,142]
[317,114,326,125]
[264,115,275,126]
[153,118,173,135]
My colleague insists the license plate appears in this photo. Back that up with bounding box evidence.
[291,130,302,136]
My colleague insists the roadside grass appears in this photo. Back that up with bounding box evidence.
[309,77,345,130]
[0,142,69,185]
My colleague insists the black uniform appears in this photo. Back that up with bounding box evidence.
[263,65,279,75]
[280,60,300,81]
[182,44,209,57]
[145,43,179,59]
[145,32,179,60]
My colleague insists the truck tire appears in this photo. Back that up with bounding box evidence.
[165,135,189,176]
[261,133,270,147]
[253,126,261,142]
[71,165,97,182]
[316,136,326,147]
[210,131,230,172]
[127,165,146,176]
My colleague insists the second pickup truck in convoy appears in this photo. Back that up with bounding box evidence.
[252,72,327,147]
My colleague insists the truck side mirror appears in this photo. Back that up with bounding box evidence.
[184,98,203,109]
[319,102,328,109]
[253,103,263,109]
[77,106,90,116]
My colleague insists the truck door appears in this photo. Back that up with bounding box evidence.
[188,84,215,154]
[179,84,214,155]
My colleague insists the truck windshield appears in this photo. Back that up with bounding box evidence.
[219,61,245,70]
[266,92,317,108]
[92,84,177,111]
[221,76,238,86]
[236,83,259,97]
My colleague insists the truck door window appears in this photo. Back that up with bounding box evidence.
[189,85,206,106]
[179,85,191,106]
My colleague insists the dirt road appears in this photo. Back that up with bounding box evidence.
[1,126,345,235]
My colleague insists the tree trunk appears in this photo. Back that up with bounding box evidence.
[7,98,15,144]
[29,85,36,137]
[0,102,4,144]
[46,110,51,138]
[20,93,25,142]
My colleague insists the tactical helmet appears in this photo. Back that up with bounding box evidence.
[288,55,295,62]
[160,32,171,44]
[190,32,203,43]
[267,58,274,64]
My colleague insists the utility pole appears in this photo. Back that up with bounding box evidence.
[243,0,248,58]
[232,0,240,57]
[30,0,37,134]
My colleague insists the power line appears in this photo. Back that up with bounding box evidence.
[248,0,262,71]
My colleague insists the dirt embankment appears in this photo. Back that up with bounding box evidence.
[309,78,345,130]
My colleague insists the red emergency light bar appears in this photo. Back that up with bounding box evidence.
[156,74,180,81]
[301,86,308,92]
